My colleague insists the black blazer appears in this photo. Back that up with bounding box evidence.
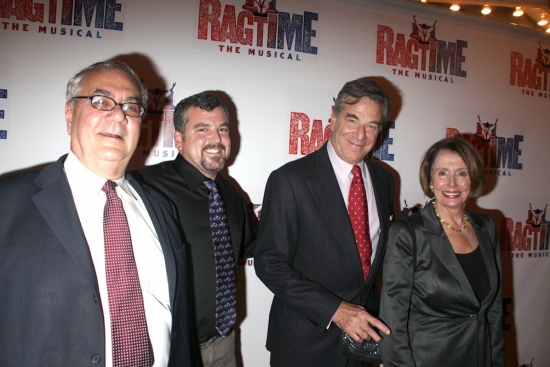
[0,155,195,367]
[133,154,257,343]
[380,202,504,367]
[254,143,394,367]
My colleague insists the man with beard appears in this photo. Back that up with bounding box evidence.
[134,93,257,367]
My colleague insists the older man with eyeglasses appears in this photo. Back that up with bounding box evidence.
[0,60,198,367]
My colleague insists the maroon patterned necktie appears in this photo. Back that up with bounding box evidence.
[348,165,372,280]
[102,180,154,367]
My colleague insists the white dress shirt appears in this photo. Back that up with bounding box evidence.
[327,140,381,264]
[64,151,171,367]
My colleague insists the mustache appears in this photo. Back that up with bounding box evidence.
[202,143,226,152]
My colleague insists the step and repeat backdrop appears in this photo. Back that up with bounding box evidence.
[1,0,548,365]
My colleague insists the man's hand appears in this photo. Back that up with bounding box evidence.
[332,301,391,343]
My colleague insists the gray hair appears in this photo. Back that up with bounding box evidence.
[173,93,229,134]
[66,61,148,108]
[333,79,391,129]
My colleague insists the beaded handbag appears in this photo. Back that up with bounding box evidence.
[338,331,382,364]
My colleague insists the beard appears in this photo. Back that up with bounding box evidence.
[200,143,228,174]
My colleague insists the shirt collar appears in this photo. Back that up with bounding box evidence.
[174,154,225,194]
[327,139,367,183]
[64,150,135,199]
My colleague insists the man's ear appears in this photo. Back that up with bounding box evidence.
[65,101,73,135]
[174,130,183,151]
[329,107,336,131]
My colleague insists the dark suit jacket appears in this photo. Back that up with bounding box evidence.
[0,155,195,367]
[254,143,395,367]
[380,202,504,367]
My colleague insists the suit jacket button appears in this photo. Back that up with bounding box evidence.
[93,294,98,303]
[91,354,101,364]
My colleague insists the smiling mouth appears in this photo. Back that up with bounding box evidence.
[203,144,225,154]
[347,139,366,147]
[204,148,220,154]
[100,132,123,140]
[442,191,461,198]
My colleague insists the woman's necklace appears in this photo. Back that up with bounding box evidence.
[432,201,469,232]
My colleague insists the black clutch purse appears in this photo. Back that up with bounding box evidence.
[338,331,382,364]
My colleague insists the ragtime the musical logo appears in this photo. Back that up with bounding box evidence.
[510,42,550,99]
[501,203,548,259]
[446,116,524,177]
[376,16,468,84]
[1,0,125,38]
[198,0,318,62]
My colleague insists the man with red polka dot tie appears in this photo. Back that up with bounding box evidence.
[255,79,396,367]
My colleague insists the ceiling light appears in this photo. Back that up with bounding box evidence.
[450,3,460,11]
[420,0,427,3]
[538,14,548,26]
[546,27,550,33]
[481,5,491,15]
[513,7,524,17]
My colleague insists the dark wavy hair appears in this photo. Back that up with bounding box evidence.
[173,93,229,134]
[333,79,391,130]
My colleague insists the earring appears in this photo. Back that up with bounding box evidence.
[429,184,434,192]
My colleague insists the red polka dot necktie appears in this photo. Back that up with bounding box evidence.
[348,165,372,280]
[203,180,237,337]
[102,180,154,367]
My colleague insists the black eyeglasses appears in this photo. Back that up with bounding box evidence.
[72,95,145,117]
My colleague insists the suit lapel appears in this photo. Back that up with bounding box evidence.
[32,156,99,291]
[128,174,178,307]
[421,205,477,302]
[31,158,180,307]
[306,145,364,278]
[366,160,389,281]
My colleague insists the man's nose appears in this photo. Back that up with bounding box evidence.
[107,104,128,122]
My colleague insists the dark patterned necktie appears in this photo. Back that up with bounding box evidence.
[102,180,154,367]
[348,165,372,280]
[203,180,237,337]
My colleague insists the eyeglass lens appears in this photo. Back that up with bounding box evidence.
[79,95,144,117]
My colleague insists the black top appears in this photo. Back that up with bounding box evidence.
[134,154,257,343]
[456,245,490,302]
